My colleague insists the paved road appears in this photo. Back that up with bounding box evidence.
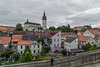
[82,63,100,67]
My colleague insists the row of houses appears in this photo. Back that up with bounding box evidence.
[1,27,100,55]
[0,30,80,55]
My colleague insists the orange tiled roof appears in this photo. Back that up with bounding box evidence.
[0,27,7,31]
[88,30,100,35]
[77,26,85,28]
[79,36,90,42]
[0,26,16,32]
[12,35,23,42]
[18,40,32,45]
[0,37,11,44]
[77,32,84,36]
[72,26,85,30]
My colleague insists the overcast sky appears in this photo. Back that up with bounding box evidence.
[0,0,100,28]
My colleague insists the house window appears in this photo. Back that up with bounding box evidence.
[57,39,59,42]
[54,39,56,42]
[34,45,35,48]
[21,51,23,54]
[20,45,22,49]
[58,34,59,36]
[38,45,39,48]
[54,44,56,47]
[92,42,94,44]
[57,44,59,47]
[29,45,31,48]
[34,50,36,53]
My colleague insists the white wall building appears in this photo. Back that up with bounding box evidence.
[83,30,100,44]
[64,38,78,52]
[24,19,41,31]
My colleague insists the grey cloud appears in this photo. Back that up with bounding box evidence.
[0,0,100,28]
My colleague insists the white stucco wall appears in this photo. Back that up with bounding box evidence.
[64,38,78,52]
[83,30,95,38]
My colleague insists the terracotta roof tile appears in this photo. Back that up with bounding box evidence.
[18,40,32,45]
[0,26,16,31]
[77,32,84,36]
[79,36,90,42]
[12,35,23,42]
[0,37,11,44]
[0,27,7,31]
[88,30,100,35]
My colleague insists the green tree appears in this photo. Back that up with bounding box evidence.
[1,50,13,58]
[90,46,95,51]
[37,38,45,45]
[61,49,67,56]
[15,23,23,31]
[22,46,32,57]
[49,26,56,31]
[22,51,33,62]
[74,30,78,34]
[40,47,46,56]
[43,47,50,54]
[13,52,20,61]
[82,44,92,51]
[38,27,43,30]
[56,25,75,32]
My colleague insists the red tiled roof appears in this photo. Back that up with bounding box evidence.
[88,30,100,35]
[18,40,32,45]
[0,37,11,44]
[72,26,85,30]
[12,35,23,42]
[0,26,16,32]
[79,36,90,42]
[0,27,7,31]
[24,22,40,25]
[77,32,84,36]
[35,31,60,38]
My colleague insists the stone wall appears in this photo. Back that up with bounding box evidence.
[1,50,100,67]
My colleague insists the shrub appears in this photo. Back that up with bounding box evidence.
[22,46,32,57]
[1,50,13,58]
[13,52,20,61]
[22,51,33,62]
[43,47,50,54]
[61,49,67,56]
[82,44,92,51]
[40,47,46,56]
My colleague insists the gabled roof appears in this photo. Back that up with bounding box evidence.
[0,27,7,31]
[0,26,16,32]
[77,32,84,36]
[88,30,100,35]
[61,32,76,35]
[35,31,60,38]
[65,37,77,43]
[79,36,90,42]
[24,22,40,25]
[18,40,32,45]
[12,35,23,42]
[0,37,11,44]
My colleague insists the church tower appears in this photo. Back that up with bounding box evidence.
[42,11,47,30]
